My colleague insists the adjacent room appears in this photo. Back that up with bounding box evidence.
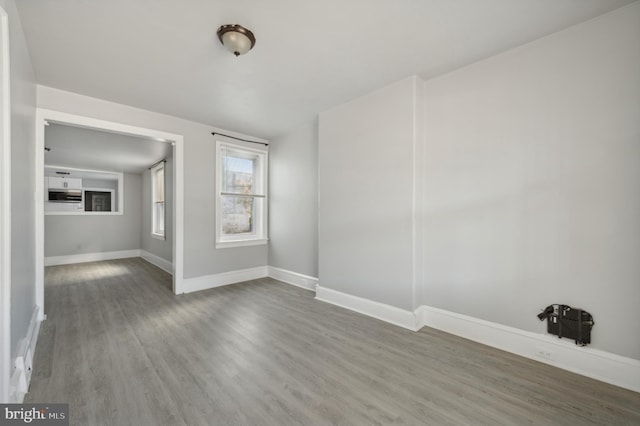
[1,0,638,424]
[43,123,174,279]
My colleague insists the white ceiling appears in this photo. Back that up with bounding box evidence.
[45,123,171,174]
[16,0,636,139]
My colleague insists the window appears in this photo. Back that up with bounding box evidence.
[151,162,165,239]
[216,141,268,248]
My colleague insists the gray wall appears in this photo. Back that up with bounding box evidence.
[421,4,640,359]
[45,173,142,256]
[268,121,318,277]
[1,0,37,362]
[314,4,640,360]
[141,153,173,262]
[37,86,269,278]
[318,78,417,310]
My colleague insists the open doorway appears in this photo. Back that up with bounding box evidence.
[35,109,184,321]
[43,123,171,266]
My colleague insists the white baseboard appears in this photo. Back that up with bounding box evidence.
[181,266,269,294]
[308,285,640,393]
[140,250,173,275]
[416,305,640,394]
[9,305,42,403]
[180,264,317,295]
[268,266,317,291]
[315,285,417,331]
[44,249,141,266]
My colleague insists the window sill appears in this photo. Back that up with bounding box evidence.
[216,238,268,249]
[151,233,166,241]
[45,211,123,216]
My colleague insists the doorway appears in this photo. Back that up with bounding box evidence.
[35,109,185,321]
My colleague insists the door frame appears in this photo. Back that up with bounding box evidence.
[35,109,185,319]
[0,4,11,403]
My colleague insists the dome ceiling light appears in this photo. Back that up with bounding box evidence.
[217,24,256,57]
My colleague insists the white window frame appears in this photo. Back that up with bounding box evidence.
[151,162,165,240]
[216,141,268,249]
[1,4,11,403]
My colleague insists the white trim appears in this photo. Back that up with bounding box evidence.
[216,238,268,249]
[35,111,45,320]
[309,282,640,393]
[45,211,121,216]
[416,305,640,393]
[44,249,141,266]
[140,250,173,275]
[268,266,318,291]
[215,139,269,249]
[9,306,41,403]
[44,248,174,274]
[36,109,185,308]
[181,266,268,294]
[0,4,10,403]
[173,137,184,293]
[411,76,425,311]
[315,286,417,331]
[150,162,165,238]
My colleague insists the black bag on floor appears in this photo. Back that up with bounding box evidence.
[537,304,594,346]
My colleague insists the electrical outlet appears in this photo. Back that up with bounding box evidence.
[535,347,554,360]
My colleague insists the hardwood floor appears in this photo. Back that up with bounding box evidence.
[27,258,640,425]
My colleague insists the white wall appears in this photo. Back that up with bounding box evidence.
[0,0,36,373]
[318,77,420,310]
[268,120,318,277]
[0,0,36,402]
[36,86,268,279]
[45,173,142,257]
[141,153,173,263]
[421,4,640,359]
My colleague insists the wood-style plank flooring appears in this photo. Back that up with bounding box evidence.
[27,258,640,425]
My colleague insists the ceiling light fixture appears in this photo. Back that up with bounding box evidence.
[217,24,256,57]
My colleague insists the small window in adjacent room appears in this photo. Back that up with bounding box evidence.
[151,162,165,239]
[216,141,268,248]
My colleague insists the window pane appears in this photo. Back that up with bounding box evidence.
[155,167,165,202]
[221,196,253,234]
[155,202,165,234]
[223,155,254,194]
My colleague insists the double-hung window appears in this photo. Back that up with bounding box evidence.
[151,162,165,239]
[216,141,268,248]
